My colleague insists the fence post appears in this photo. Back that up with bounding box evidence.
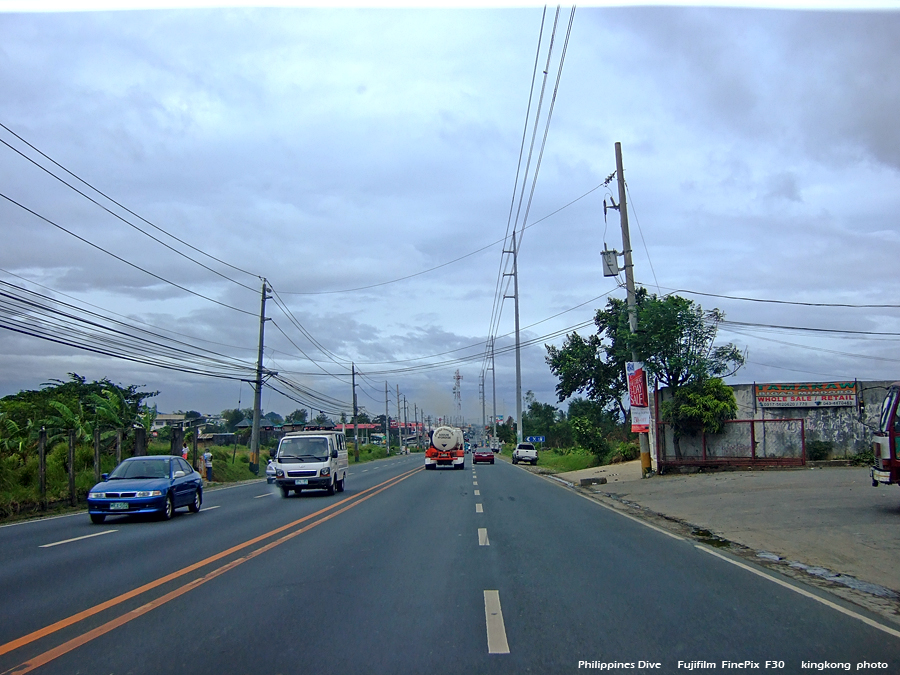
[116,429,123,465]
[39,428,47,511]
[134,426,146,457]
[94,426,101,484]
[68,430,77,507]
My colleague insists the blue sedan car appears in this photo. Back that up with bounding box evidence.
[87,455,203,524]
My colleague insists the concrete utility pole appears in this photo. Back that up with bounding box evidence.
[480,373,486,443]
[351,363,359,462]
[503,232,524,445]
[615,142,652,476]
[249,277,271,475]
[385,382,390,454]
[396,385,402,452]
[491,337,497,446]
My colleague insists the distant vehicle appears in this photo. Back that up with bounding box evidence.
[266,459,276,484]
[87,455,202,523]
[425,426,465,470]
[872,382,900,488]
[512,442,538,466]
[472,447,494,465]
[272,430,348,497]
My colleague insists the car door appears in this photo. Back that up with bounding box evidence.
[172,458,194,506]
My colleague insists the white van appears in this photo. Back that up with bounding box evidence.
[273,430,349,498]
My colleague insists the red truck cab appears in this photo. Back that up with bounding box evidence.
[871,382,900,487]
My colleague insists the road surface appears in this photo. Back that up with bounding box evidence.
[1,454,898,674]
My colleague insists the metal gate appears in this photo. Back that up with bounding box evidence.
[656,418,806,470]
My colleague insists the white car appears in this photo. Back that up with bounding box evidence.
[512,442,538,465]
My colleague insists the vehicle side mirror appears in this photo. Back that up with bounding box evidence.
[331,449,338,459]
[101,473,109,481]
[173,470,186,478]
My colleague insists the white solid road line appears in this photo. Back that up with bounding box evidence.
[478,528,490,546]
[474,489,480,496]
[254,493,273,499]
[40,530,117,548]
[695,545,900,640]
[483,590,510,654]
[476,503,483,513]
[201,505,221,511]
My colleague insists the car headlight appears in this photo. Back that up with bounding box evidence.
[276,468,284,477]
[135,490,163,498]
[319,466,331,477]
[89,492,105,499]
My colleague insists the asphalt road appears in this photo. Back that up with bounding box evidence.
[1,454,899,675]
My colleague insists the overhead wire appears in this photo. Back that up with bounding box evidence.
[0,121,258,280]
[0,191,256,317]
[0,135,258,293]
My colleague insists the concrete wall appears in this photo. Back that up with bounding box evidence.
[649,380,894,465]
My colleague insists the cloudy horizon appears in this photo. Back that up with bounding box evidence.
[1,3,899,424]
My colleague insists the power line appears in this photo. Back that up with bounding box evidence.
[647,283,900,309]
[0,191,256,317]
[0,121,258,280]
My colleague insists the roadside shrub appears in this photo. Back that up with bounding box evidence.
[806,440,832,461]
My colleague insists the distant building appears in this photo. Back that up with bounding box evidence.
[151,413,186,430]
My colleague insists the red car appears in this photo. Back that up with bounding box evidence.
[472,447,494,464]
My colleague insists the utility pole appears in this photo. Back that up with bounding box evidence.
[480,372,486,444]
[249,277,270,475]
[490,337,497,447]
[396,384,402,452]
[351,363,359,462]
[503,233,523,444]
[615,142,652,477]
[414,403,419,448]
[385,381,390,454]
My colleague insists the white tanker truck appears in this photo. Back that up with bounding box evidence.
[424,426,465,470]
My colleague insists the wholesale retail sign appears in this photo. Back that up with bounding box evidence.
[626,362,648,408]
[755,382,857,408]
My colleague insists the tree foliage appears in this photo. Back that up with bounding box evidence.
[546,290,744,416]
[0,373,157,460]
[660,378,738,439]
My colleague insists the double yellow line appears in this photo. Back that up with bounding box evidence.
[1,465,423,675]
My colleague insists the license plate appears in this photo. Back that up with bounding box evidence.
[110,502,129,510]
[294,479,308,485]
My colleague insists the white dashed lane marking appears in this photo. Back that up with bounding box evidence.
[483,590,510,654]
[478,528,489,546]
[40,530,117,548]
[474,489,480,496]
[476,504,483,513]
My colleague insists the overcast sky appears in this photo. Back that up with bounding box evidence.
[1,1,899,424]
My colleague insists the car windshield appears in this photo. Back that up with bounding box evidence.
[278,437,330,461]
[109,459,170,480]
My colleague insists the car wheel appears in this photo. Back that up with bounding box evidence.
[161,495,174,520]
[512,457,518,465]
[188,489,202,513]
[90,513,106,524]
[280,486,290,498]
[336,475,345,492]
[326,478,336,495]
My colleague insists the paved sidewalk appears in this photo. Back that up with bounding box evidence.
[556,461,900,602]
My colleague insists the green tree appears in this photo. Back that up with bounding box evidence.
[285,409,308,424]
[263,411,284,424]
[661,377,738,442]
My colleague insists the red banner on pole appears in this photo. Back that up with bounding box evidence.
[626,361,648,408]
